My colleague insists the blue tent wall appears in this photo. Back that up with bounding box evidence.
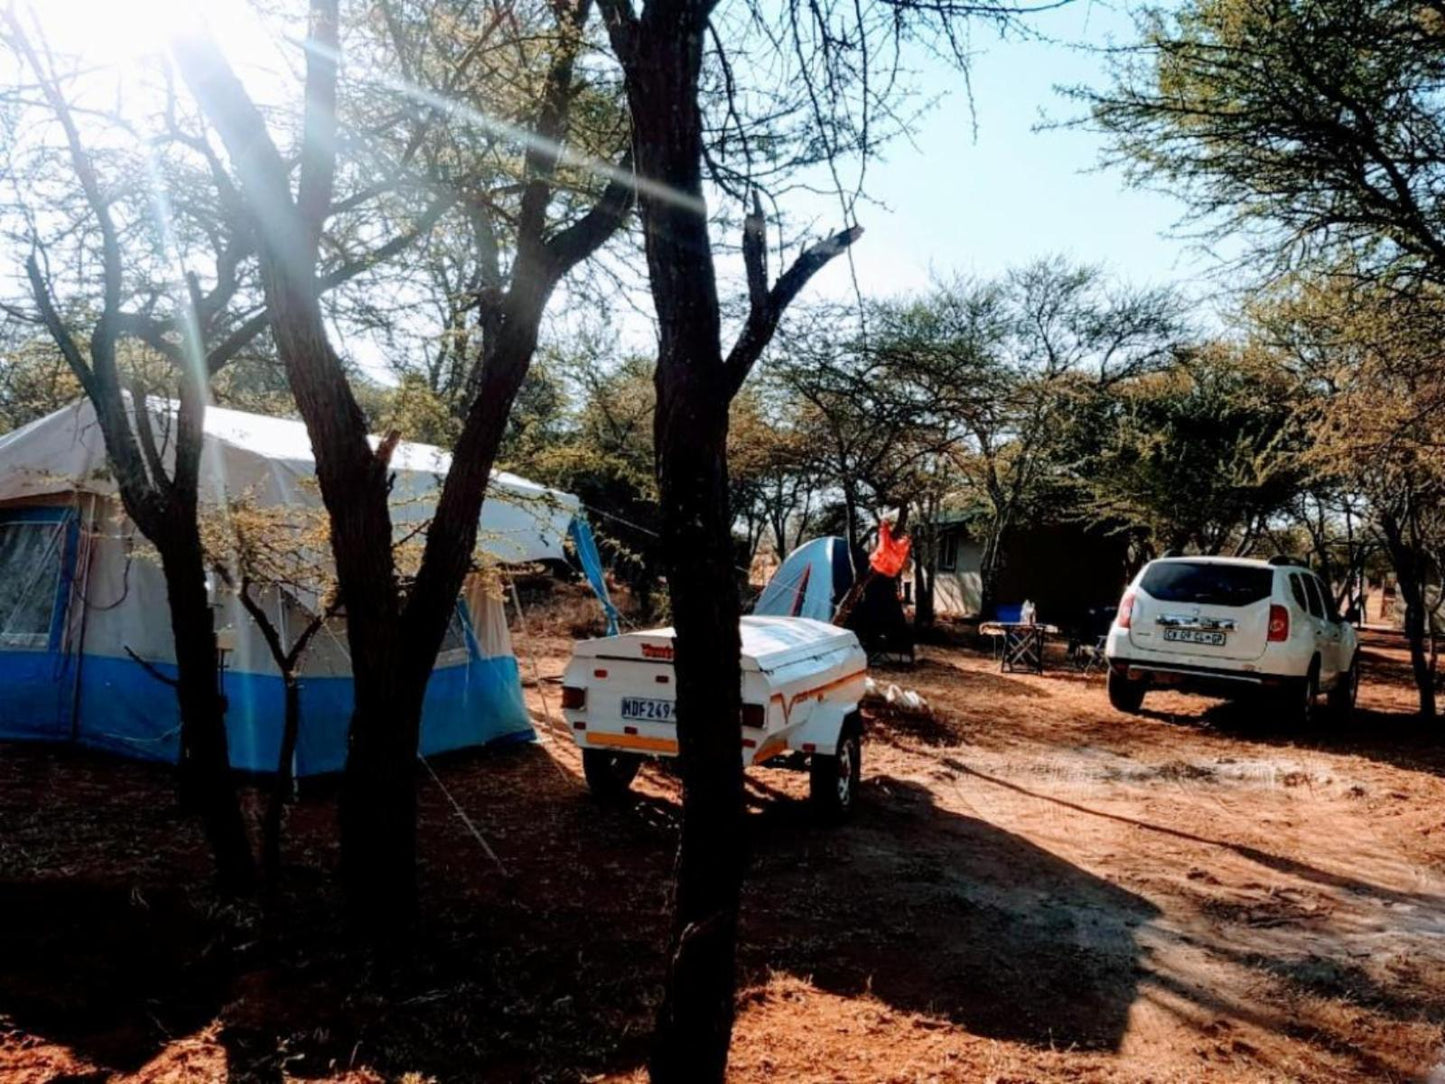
[2,597,533,775]
[64,602,532,776]
[0,507,619,775]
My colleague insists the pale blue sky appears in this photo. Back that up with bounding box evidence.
[783,2,1234,314]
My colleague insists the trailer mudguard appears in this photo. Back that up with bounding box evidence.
[785,698,861,756]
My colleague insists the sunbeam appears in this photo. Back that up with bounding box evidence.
[299,38,707,217]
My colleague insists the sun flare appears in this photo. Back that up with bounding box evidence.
[18,0,266,67]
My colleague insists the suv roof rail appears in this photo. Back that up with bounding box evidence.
[1161,548,1183,559]
[1267,554,1299,566]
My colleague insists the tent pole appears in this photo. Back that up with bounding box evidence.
[67,490,97,743]
[507,576,564,743]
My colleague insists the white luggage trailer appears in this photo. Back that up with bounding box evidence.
[561,616,869,818]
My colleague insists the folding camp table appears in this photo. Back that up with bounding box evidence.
[979,622,1059,674]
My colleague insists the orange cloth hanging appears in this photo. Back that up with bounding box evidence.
[869,520,911,577]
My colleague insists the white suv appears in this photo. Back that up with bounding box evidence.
[1104,556,1359,724]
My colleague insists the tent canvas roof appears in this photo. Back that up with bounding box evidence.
[0,398,577,565]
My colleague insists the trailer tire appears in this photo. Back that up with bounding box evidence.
[810,718,862,823]
[582,748,642,802]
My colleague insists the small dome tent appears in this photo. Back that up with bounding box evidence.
[752,536,853,622]
[0,398,613,775]
[754,535,914,662]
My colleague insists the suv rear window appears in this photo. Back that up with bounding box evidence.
[1139,562,1274,607]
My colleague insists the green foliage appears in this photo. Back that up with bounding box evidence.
[1084,0,1445,286]
[1070,343,1308,555]
[0,331,79,433]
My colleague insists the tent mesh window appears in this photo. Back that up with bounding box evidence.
[0,518,63,649]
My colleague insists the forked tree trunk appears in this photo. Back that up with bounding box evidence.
[157,523,255,893]
[1398,574,1437,719]
[179,3,633,925]
[650,367,745,1081]
[596,4,861,1074]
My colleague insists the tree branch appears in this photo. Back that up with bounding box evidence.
[725,222,863,396]
[125,646,179,688]
[297,0,340,257]
[542,154,637,276]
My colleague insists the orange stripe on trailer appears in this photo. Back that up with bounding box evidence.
[586,732,679,754]
[770,669,867,724]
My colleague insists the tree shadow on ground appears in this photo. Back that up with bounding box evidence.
[0,879,233,1072]
[1139,693,1445,780]
[910,655,1049,700]
[739,773,1160,1052]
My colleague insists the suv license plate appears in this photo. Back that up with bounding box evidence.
[1163,629,1226,646]
[620,696,674,722]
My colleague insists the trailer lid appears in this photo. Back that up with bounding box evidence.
[573,616,859,673]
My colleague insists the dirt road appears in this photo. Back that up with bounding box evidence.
[1,630,1442,1082]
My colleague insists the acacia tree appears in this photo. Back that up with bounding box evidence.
[0,327,80,433]
[1257,276,1445,716]
[589,0,1053,1076]
[1070,342,1306,558]
[176,0,635,923]
[771,303,968,561]
[1082,0,1445,289]
[0,17,272,888]
[201,497,337,884]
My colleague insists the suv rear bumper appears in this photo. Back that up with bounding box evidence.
[1108,657,1298,697]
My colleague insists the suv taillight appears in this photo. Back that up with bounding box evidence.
[1116,590,1136,630]
[1267,604,1289,642]
[562,685,586,709]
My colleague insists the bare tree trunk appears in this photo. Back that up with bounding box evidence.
[180,1,633,925]
[262,674,302,884]
[593,5,860,1074]
[158,526,255,892]
[1381,513,1436,718]
[650,370,745,1081]
[915,516,937,629]
[978,522,1006,619]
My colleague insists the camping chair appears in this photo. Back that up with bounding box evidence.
[1066,605,1114,677]
[1069,635,1108,676]
[1001,625,1045,674]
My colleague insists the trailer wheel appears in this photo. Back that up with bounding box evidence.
[810,722,861,823]
[582,748,642,802]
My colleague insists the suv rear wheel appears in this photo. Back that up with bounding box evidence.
[1108,669,1146,714]
[1328,655,1359,716]
[1283,660,1320,728]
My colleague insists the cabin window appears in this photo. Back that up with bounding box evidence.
[938,532,959,573]
[0,516,66,650]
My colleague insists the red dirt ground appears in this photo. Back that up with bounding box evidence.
[3,627,1445,1082]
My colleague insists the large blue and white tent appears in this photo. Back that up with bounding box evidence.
[0,398,612,775]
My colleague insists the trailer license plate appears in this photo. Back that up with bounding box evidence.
[621,697,674,722]
[1163,629,1226,646]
